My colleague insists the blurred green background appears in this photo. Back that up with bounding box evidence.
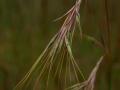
[0,0,120,90]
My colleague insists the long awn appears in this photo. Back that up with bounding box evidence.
[14,0,85,90]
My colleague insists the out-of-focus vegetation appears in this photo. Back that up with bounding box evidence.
[0,0,120,90]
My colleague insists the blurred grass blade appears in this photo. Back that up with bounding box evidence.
[84,34,104,49]
[76,14,83,40]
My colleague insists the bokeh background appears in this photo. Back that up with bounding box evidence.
[0,0,120,90]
